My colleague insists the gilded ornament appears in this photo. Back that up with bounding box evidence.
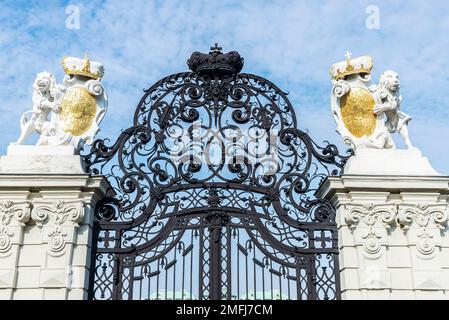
[59,87,96,136]
[340,87,376,138]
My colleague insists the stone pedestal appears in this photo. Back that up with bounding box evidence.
[0,145,108,299]
[0,144,85,174]
[318,149,449,300]
[344,148,439,176]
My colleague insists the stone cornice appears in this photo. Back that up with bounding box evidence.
[0,174,101,188]
[317,175,449,201]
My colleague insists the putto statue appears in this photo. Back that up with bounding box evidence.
[15,54,108,149]
[330,51,413,150]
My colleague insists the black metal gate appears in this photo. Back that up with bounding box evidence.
[83,45,349,300]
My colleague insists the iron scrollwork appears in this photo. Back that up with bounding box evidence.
[83,44,350,300]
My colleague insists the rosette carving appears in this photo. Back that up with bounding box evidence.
[0,226,14,254]
[31,200,84,254]
[397,204,448,256]
[416,230,435,255]
[47,227,68,253]
[345,203,396,255]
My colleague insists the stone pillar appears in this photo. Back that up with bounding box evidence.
[0,145,108,299]
[317,149,449,300]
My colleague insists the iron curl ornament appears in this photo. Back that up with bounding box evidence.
[83,44,351,300]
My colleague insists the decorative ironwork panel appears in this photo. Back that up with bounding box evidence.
[84,45,350,300]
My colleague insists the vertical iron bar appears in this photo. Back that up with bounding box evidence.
[279,274,282,300]
[296,266,302,300]
[198,226,205,300]
[209,224,221,300]
[139,267,142,300]
[226,225,232,300]
[147,265,151,300]
[334,253,341,300]
[127,257,135,300]
[270,261,274,299]
[237,230,240,300]
[253,242,256,300]
[112,255,121,300]
[173,247,177,300]
[87,222,100,300]
[190,231,194,299]
[245,248,248,299]
[306,255,317,300]
[164,261,168,300]
[181,246,186,300]
[262,260,266,300]
[156,260,160,300]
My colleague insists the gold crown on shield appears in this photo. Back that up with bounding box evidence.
[62,53,104,80]
[330,51,373,80]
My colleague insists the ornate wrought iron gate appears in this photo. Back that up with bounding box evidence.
[83,45,349,300]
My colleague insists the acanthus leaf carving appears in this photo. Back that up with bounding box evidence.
[0,201,31,226]
[396,203,448,256]
[344,203,397,255]
[32,200,84,228]
[0,201,31,254]
[346,202,447,257]
[432,209,448,229]
[397,204,448,230]
[344,203,397,229]
[31,200,85,255]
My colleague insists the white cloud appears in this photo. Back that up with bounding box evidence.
[0,0,448,173]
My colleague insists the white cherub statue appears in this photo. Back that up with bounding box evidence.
[16,71,67,145]
[371,70,413,149]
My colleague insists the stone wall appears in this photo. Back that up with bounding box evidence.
[318,175,449,299]
[0,174,108,300]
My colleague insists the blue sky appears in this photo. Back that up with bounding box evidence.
[1,0,449,173]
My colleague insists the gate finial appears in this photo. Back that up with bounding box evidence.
[210,43,222,53]
[187,46,244,76]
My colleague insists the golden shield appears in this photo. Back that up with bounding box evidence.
[340,87,376,138]
[59,87,96,136]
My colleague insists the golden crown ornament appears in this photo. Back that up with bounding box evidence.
[62,53,104,80]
